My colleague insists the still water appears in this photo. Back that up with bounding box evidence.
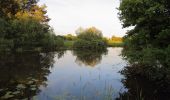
[0,48,128,100]
[37,48,127,100]
[1,47,169,100]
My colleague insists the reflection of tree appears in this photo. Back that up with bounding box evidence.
[72,49,108,67]
[55,50,66,59]
[116,66,170,100]
[0,52,58,99]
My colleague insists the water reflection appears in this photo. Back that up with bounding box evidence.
[72,49,108,67]
[116,66,170,100]
[1,48,169,100]
[37,48,126,100]
[0,48,127,100]
[55,50,66,59]
[0,52,64,99]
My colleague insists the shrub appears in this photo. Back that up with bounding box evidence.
[41,34,64,51]
[73,39,106,50]
[0,18,64,52]
[73,27,107,50]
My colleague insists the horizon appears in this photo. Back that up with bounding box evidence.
[39,0,131,38]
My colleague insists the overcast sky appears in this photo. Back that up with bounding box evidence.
[39,0,130,37]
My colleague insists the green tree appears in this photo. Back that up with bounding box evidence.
[77,27,103,41]
[0,0,62,52]
[119,0,170,82]
[73,27,106,50]
[64,34,77,41]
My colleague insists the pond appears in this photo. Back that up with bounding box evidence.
[0,48,169,100]
[0,48,127,100]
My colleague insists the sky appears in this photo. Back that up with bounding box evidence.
[39,0,130,37]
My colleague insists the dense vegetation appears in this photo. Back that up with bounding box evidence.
[119,0,170,86]
[0,0,64,52]
[0,0,122,52]
[73,27,107,50]
[0,0,123,53]
[64,34,77,41]
[63,33,123,49]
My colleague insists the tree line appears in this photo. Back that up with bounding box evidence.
[0,0,123,53]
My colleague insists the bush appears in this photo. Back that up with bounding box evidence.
[0,18,64,52]
[64,34,77,41]
[0,38,14,52]
[0,0,64,52]
[73,39,106,50]
[73,27,107,50]
[41,34,64,51]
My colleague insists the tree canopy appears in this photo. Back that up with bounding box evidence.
[76,27,103,41]
[73,27,106,50]
[0,0,63,52]
[119,0,170,83]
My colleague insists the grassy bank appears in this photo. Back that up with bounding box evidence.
[107,37,124,47]
[0,40,123,53]
[64,40,74,49]
[64,40,124,49]
[107,42,124,47]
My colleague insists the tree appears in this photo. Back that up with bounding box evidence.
[111,36,122,42]
[77,27,103,41]
[73,27,106,50]
[0,0,38,19]
[0,0,62,52]
[119,0,170,82]
[64,34,77,41]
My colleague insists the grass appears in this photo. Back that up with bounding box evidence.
[107,42,124,47]
[107,40,124,47]
[64,40,74,49]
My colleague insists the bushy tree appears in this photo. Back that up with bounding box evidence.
[76,27,103,41]
[64,34,77,41]
[0,0,62,52]
[73,27,106,50]
[119,0,170,82]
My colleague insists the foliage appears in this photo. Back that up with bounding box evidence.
[64,41,74,49]
[73,27,107,50]
[0,0,62,52]
[107,42,124,47]
[119,0,170,82]
[107,36,123,47]
[111,36,122,43]
[64,34,77,41]
[76,27,103,41]
[41,33,64,51]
